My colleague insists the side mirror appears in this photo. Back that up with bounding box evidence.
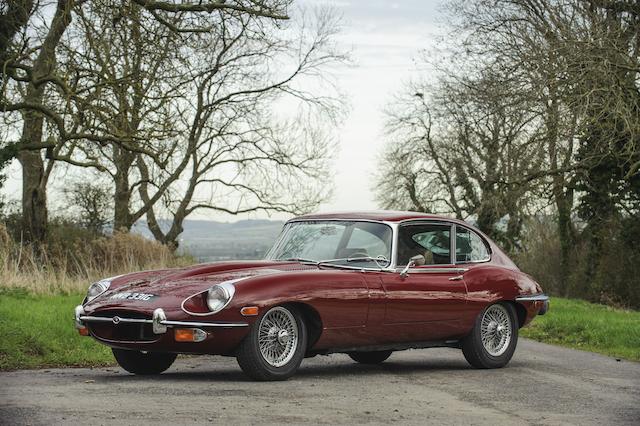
[400,254,425,278]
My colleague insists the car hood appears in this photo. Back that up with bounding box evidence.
[83,260,312,311]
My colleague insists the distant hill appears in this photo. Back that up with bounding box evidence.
[133,219,285,262]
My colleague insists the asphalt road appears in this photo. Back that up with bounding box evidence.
[0,339,638,426]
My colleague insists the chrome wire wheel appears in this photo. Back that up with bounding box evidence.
[480,304,512,356]
[258,307,299,367]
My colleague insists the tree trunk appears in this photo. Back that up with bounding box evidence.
[18,150,47,242]
[17,0,74,243]
[554,186,574,295]
[545,84,575,290]
[112,149,135,232]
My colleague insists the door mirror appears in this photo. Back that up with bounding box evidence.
[400,254,425,278]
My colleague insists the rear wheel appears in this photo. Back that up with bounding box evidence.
[112,349,177,375]
[236,305,307,381]
[462,302,518,369]
[348,350,392,364]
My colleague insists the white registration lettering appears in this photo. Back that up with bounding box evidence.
[109,292,155,301]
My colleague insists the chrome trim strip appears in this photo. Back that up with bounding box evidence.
[78,315,248,328]
[162,320,248,328]
[279,217,492,270]
[515,294,549,302]
[394,267,469,274]
[91,335,160,345]
[80,315,150,324]
[399,219,493,264]
[271,219,398,272]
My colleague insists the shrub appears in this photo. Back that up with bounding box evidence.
[0,221,193,294]
[516,216,640,310]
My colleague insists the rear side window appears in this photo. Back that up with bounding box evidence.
[397,224,452,265]
[456,227,490,262]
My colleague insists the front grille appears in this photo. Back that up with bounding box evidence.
[88,310,158,342]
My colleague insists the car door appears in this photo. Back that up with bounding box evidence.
[378,222,468,342]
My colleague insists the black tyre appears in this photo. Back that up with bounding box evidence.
[112,348,177,375]
[462,302,518,369]
[236,305,307,381]
[348,350,392,364]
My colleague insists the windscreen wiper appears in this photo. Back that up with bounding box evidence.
[318,256,390,268]
[279,257,319,264]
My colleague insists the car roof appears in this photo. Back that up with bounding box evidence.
[293,210,463,224]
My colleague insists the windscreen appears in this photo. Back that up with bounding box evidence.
[266,221,392,267]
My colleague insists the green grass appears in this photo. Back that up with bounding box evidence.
[0,291,637,370]
[521,297,640,361]
[0,290,113,370]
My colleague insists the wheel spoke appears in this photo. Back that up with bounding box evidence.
[258,307,299,367]
[479,305,512,356]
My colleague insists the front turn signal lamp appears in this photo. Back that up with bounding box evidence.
[174,328,207,342]
[241,306,259,316]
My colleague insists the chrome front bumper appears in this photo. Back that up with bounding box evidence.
[74,305,248,335]
[515,293,550,315]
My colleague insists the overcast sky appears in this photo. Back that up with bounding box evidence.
[307,0,443,216]
[2,0,446,222]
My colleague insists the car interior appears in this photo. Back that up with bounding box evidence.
[397,224,451,266]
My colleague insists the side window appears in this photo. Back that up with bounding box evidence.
[344,226,390,259]
[397,224,451,265]
[456,227,490,262]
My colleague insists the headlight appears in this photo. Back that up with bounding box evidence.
[206,283,235,313]
[85,278,114,303]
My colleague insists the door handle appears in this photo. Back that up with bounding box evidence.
[448,275,464,281]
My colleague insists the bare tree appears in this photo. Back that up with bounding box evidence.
[52,4,343,248]
[378,70,545,249]
[379,0,639,305]
[136,7,344,248]
[64,180,112,233]
[57,0,186,232]
[0,0,293,243]
[448,0,639,275]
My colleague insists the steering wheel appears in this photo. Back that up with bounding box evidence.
[349,251,369,258]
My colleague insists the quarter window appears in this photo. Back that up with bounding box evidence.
[397,224,452,265]
[456,227,490,262]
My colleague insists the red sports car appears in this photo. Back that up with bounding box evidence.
[75,211,549,381]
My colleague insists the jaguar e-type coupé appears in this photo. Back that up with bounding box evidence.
[75,211,549,380]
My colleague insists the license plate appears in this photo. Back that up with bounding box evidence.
[109,292,156,301]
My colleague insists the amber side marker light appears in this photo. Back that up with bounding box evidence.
[78,327,89,336]
[174,328,207,342]
[241,306,259,316]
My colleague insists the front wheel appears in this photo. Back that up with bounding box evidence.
[348,350,392,364]
[112,349,177,375]
[236,305,308,381]
[462,302,518,369]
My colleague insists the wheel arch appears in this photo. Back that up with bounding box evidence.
[505,300,527,328]
[281,302,323,351]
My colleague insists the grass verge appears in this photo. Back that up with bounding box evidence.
[521,297,640,361]
[0,292,637,370]
[0,290,113,370]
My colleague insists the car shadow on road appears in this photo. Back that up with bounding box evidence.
[96,356,497,383]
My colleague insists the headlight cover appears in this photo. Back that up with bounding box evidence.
[206,283,235,313]
[85,277,114,303]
